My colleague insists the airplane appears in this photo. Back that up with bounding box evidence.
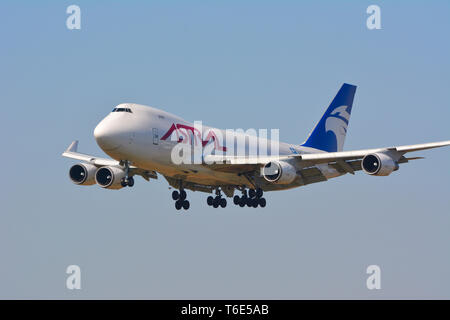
[62,83,450,211]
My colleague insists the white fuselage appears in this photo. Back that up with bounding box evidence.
[93,103,343,190]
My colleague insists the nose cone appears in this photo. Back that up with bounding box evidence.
[94,120,121,151]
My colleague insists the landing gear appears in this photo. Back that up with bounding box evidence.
[172,189,186,201]
[127,177,134,187]
[174,198,190,211]
[120,161,135,187]
[207,189,227,208]
[120,176,134,187]
[233,187,266,208]
[172,184,189,211]
[259,197,266,208]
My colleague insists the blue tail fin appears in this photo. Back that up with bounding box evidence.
[302,83,357,152]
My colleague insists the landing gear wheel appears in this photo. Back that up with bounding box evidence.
[220,198,227,208]
[233,195,240,205]
[256,188,263,198]
[175,200,182,210]
[213,200,219,208]
[121,179,128,187]
[249,189,256,198]
[127,177,134,187]
[207,196,214,206]
[182,200,190,210]
[179,190,187,200]
[172,190,180,200]
[259,197,266,208]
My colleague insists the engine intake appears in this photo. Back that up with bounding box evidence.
[262,161,297,184]
[69,163,97,185]
[95,166,126,189]
[362,153,399,176]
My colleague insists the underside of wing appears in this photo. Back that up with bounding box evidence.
[201,140,449,178]
[62,140,120,167]
[202,154,292,174]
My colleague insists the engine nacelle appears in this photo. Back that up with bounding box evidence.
[95,166,126,189]
[262,161,297,184]
[362,153,399,176]
[69,163,97,185]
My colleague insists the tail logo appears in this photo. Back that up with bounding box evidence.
[302,83,356,152]
[325,105,351,152]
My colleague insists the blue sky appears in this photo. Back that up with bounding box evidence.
[1,0,449,298]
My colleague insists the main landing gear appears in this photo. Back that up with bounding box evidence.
[207,189,227,208]
[120,176,134,187]
[120,160,134,187]
[172,188,190,210]
[233,188,266,208]
[206,187,267,209]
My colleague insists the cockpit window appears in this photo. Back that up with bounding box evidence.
[112,107,132,113]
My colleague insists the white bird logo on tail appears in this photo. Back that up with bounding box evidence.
[325,105,351,152]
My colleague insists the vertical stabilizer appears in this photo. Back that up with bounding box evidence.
[302,83,357,152]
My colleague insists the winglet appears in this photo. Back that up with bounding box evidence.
[66,140,79,153]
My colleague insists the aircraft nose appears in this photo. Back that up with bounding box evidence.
[94,120,121,151]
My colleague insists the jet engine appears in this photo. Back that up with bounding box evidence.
[361,153,399,176]
[262,161,297,184]
[69,163,97,185]
[95,166,126,189]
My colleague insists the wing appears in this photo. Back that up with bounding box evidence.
[204,140,450,174]
[62,140,120,166]
[298,140,450,164]
[61,141,158,180]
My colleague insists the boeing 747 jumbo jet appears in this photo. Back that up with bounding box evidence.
[63,84,450,210]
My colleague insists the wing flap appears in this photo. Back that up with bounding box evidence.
[298,167,328,185]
